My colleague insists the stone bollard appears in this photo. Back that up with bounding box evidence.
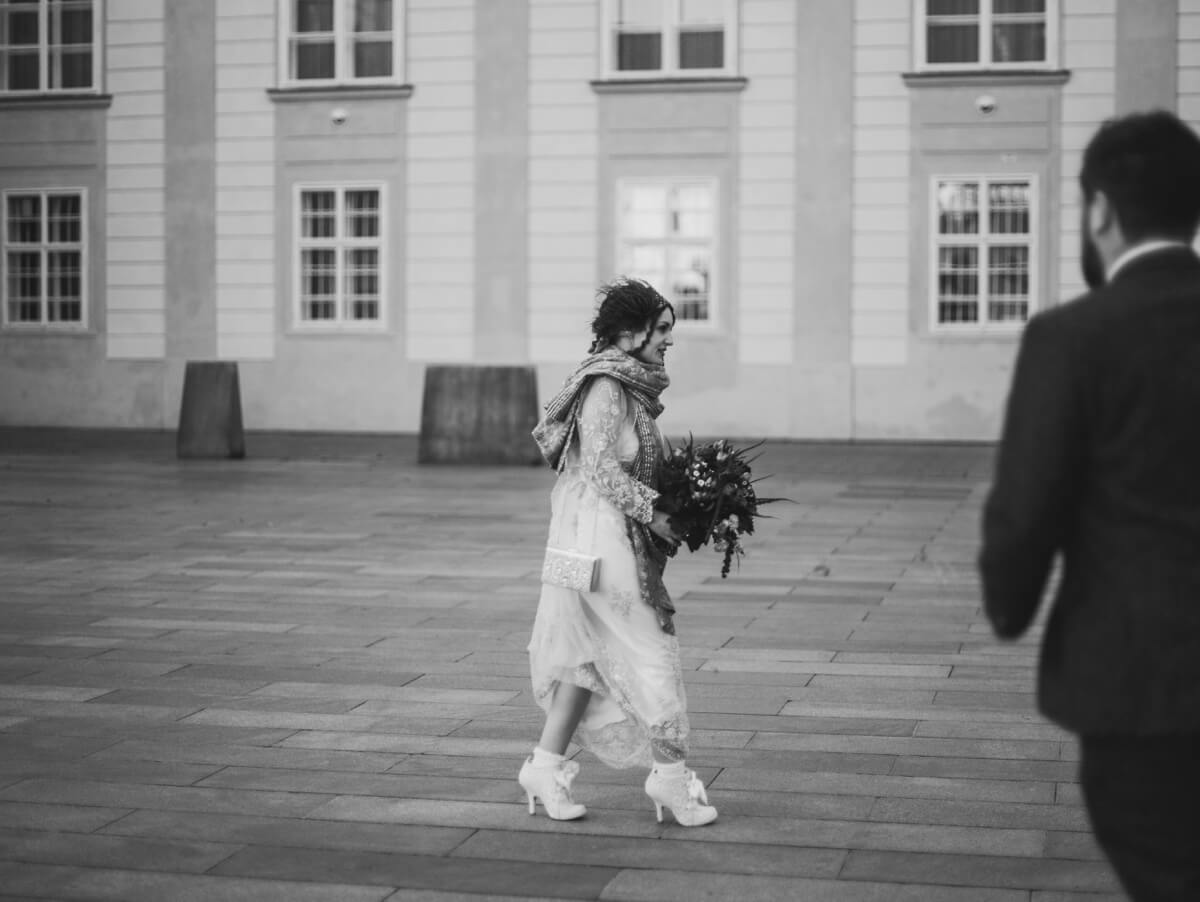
[176,361,245,459]
[418,364,541,465]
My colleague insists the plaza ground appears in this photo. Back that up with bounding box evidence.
[0,430,1122,901]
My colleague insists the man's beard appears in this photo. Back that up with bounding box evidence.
[1081,230,1106,289]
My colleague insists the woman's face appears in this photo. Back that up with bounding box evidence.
[630,308,675,366]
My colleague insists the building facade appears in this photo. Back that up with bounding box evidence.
[0,0,1195,440]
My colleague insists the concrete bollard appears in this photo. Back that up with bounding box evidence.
[176,361,245,459]
[418,364,541,465]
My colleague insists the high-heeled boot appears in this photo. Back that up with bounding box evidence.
[518,750,586,820]
[644,762,717,826]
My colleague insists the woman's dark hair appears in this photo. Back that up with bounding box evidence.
[1080,109,1200,242]
[588,278,675,355]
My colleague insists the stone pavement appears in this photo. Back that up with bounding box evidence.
[0,429,1125,901]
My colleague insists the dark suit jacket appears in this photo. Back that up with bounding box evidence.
[980,246,1200,735]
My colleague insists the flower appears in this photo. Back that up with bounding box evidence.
[655,436,785,578]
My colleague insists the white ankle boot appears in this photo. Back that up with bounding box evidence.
[518,754,586,820]
[644,765,717,827]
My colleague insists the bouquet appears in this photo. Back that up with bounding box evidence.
[655,437,783,577]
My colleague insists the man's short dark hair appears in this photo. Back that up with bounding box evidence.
[1080,109,1200,242]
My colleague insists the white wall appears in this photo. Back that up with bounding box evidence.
[215,0,276,361]
[105,0,165,360]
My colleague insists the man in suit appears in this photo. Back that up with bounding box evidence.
[980,109,1200,902]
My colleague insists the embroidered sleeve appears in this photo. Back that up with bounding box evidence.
[577,376,658,524]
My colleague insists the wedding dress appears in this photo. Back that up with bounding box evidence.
[527,375,690,767]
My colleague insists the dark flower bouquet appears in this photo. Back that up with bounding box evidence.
[654,437,783,577]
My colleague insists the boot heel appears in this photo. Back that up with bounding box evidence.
[653,801,664,823]
[526,792,536,815]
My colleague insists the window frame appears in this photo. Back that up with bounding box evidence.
[928,173,1039,334]
[1,186,89,330]
[0,0,103,95]
[615,176,720,332]
[913,0,1059,72]
[292,182,388,332]
[600,0,739,81]
[277,0,405,88]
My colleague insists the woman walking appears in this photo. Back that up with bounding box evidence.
[521,278,717,827]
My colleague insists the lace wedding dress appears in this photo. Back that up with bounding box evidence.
[528,375,690,767]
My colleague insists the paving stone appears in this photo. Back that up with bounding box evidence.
[0,827,240,873]
[0,779,334,818]
[0,861,394,901]
[841,850,1120,893]
[451,829,846,878]
[99,809,473,856]
[597,869,1025,901]
[210,844,618,898]
[0,802,131,833]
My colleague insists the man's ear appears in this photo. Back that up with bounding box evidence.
[1089,189,1118,237]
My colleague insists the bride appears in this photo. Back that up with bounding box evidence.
[521,277,718,828]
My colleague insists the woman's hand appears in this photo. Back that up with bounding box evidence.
[649,510,681,549]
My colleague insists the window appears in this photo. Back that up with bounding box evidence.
[295,185,385,328]
[280,0,401,86]
[932,177,1036,329]
[915,0,1057,70]
[2,189,86,327]
[602,0,738,79]
[617,179,716,324]
[0,0,99,93]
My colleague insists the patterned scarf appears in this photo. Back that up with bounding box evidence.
[533,347,677,634]
[533,347,669,487]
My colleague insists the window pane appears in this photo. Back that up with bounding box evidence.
[2,5,40,45]
[3,49,38,89]
[47,194,81,243]
[988,245,1029,321]
[673,185,712,238]
[51,47,91,88]
[294,0,332,32]
[679,29,722,69]
[927,23,979,63]
[627,245,666,286]
[937,182,979,235]
[623,185,668,239]
[53,1,91,44]
[301,191,337,238]
[993,22,1045,62]
[989,182,1030,234]
[7,194,41,242]
[353,38,392,77]
[927,0,979,13]
[345,248,379,320]
[617,32,661,70]
[994,0,1044,13]
[294,39,335,79]
[681,0,723,23]
[354,0,391,31]
[345,190,380,238]
[46,249,81,321]
[669,247,710,321]
[7,250,41,322]
[300,248,337,320]
[937,245,979,323]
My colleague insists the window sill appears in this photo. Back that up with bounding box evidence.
[903,69,1070,88]
[1,325,94,337]
[591,77,748,95]
[268,84,414,103]
[927,325,1026,339]
[287,325,392,337]
[0,92,112,111]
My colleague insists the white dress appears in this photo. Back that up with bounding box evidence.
[527,375,690,768]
